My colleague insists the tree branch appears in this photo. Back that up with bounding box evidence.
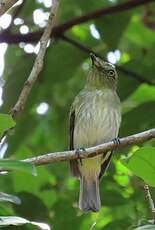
[61,35,155,86]
[0,0,19,16]
[1,31,154,86]
[10,0,59,118]
[52,0,155,36]
[144,184,155,223]
[0,0,59,143]
[24,128,155,166]
[0,0,154,44]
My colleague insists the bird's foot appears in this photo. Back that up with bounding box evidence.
[75,148,86,166]
[112,137,120,149]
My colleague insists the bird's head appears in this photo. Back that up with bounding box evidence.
[87,53,118,90]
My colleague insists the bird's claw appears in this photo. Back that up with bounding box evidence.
[75,148,86,166]
[112,137,120,149]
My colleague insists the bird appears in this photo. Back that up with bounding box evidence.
[69,53,121,212]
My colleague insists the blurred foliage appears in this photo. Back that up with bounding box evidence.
[0,0,155,229]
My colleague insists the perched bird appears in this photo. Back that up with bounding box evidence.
[69,53,121,212]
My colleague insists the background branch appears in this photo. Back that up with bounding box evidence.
[0,0,154,44]
[61,35,155,86]
[0,0,153,88]
[0,0,154,85]
[10,0,59,118]
[52,0,155,36]
[0,0,59,143]
[24,128,155,166]
[0,0,19,16]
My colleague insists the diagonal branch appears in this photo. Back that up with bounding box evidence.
[61,35,155,86]
[0,0,154,44]
[144,184,155,223]
[24,128,155,166]
[0,0,59,143]
[10,0,59,118]
[1,33,153,87]
[0,0,19,16]
[52,0,155,36]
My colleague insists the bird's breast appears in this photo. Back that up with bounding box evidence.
[74,90,121,148]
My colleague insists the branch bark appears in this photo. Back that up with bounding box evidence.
[0,0,18,16]
[24,128,155,166]
[10,0,59,118]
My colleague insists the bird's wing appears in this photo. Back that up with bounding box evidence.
[69,109,80,177]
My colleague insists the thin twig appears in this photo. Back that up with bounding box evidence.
[144,184,155,223]
[0,0,154,43]
[23,128,155,166]
[0,0,18,16]
[10,0,59,118]
[61,35,155,86]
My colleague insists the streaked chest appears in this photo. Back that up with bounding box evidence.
[74,89,121,148]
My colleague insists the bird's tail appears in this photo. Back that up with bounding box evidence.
[79,176,101,212]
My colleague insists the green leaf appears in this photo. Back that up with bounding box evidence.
[0,216,50,229]
[0,192,21,205]
[123,147,155,187]
[0,114,15,138]
[0,160,37,176]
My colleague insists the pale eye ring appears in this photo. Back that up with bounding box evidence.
[108,70,115,77]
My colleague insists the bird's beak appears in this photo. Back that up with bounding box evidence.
[90,53,102,68]
[90,53,98,65]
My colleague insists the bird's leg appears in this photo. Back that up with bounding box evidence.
[112,137,120,149]
[75,148,86,166]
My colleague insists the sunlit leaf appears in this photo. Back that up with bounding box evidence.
[0,114,15,138]
[123,147,155,187]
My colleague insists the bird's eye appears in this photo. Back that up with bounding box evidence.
[108,70,115,77]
